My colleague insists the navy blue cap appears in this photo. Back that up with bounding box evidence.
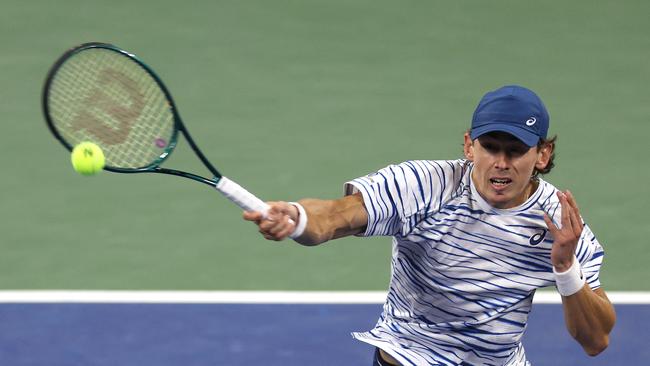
[470,85,549,147]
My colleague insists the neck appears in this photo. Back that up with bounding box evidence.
[521,179,536,203]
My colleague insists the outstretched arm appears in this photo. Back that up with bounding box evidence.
[544,191,616,356]
[243,193,368,246]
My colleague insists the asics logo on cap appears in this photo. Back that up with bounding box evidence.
[525,117,537,126]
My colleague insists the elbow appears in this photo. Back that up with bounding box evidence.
[294,216,337,246]
[582,335,609,356]
[291,224,324,246]
[295,238,324,247]
[580,312,616,356]
[294,227,330,247]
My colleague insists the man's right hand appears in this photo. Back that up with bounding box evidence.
[243,201,299,241]
[243,194,367,246]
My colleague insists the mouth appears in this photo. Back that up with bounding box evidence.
[489,177,512,190]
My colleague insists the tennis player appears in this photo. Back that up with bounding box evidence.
[244,85,616,366]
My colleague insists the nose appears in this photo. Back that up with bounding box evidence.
[494,152,510,170]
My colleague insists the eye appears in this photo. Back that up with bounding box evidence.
[482,143,499,153]
[508,146,528,157]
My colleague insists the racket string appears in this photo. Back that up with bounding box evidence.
[47,47,175,169]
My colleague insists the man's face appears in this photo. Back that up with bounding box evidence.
[464,131,551,209]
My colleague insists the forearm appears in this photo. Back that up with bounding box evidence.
[294,194,367,246]
[545,191,616,356]
[561,286,616,356]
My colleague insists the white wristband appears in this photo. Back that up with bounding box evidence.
[553,256,586,297]
[288,202,308,239]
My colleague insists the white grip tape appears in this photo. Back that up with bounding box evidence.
[215,177,269,216]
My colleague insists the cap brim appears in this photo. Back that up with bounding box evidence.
[470,123,539,147]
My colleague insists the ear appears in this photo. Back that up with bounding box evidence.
[464,132,474,161]
[535,142,554,171]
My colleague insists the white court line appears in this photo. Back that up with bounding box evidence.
[0,291,385,304]
[0,291,648,304]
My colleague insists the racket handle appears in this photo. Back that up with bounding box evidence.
[215,177,269,215]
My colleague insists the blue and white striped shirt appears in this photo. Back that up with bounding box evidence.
[345,159,604,366]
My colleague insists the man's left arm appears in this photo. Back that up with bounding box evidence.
[560,285,616,356]
[544,190,616,356]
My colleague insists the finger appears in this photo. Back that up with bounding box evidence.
[270,227,290,241]
[267,204,281,217]
[270,224,294,241]
[270,213,298,235]
[268,202,292,217]
[564,191,578,209]
[565,190,583,227]
[543,213,558,233]
[243,211,263,222]
[563,191,582,238]
[259,219,281,232]
[260,228,283,241]
[557,191,573,233]
[262,232,280,241]
[267,206,288,223]
[275,217,297,238]
[566,196,583,238]
[268,220,290,235]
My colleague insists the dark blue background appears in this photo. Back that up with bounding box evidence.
[0,303,645,365]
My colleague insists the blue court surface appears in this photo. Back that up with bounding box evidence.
[0,292,647,366]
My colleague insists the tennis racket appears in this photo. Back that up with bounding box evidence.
[42,42,270,216]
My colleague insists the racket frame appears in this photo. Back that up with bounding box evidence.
[42,42,223,187]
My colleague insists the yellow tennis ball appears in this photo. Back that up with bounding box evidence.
[71,142,105,176]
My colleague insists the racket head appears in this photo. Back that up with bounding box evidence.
[42,42,181,172]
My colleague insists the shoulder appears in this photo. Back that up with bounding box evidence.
[406,158,470,173]
[536,178,561,212]
[344,159,469,220]
[393,159,470,183]
[533,178,571,227]
[346,159,468,187]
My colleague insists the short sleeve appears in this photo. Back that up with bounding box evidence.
[344,160,467,237]
[576,224,605,290]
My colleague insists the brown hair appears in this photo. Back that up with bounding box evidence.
[534,135,557,177]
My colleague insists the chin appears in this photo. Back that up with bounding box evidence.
[488,199,509,209]
[486,193,514,208]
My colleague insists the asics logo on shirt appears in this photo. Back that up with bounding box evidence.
[367,172,380,183]
[529,229,547,246]
[525,117,537,126]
